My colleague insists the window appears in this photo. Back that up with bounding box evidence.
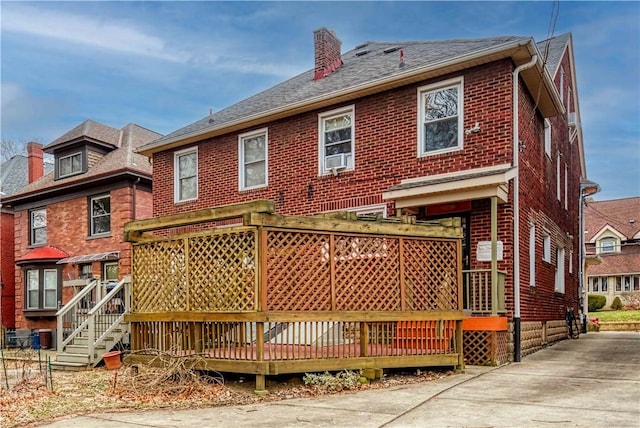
[26,270,39,309]
[24,266,60,312]
[418,77,463,156]
[560,66,565,102]
[564,163,568,210]
[623,276,631,292]
[542,233,551,262]
[556,154,561,201]
[567,86,572,113]
[58,152,82,178]
[569,250,573,274]
[79,264,93,279]
[634,276,640,291]
[90,195,111,236]
[615,277,622,292]
[544,119,551,157]
[174,147,198,202]
[239,129,268,190]
[103,262,119,282]
[555,247,565,293]
[30,208,47,245]
[601,277,608,292]
[598,238,618,254]
[589,277,598,292]
[348,204,387,218]
[529,224,536,286]
[319,106,354,174]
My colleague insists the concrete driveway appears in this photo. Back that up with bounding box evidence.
[38,331,640,428]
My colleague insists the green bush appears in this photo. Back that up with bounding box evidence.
[588,294,606,312]
[611,296,623,310]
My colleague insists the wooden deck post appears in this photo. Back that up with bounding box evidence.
[455,319,464,372]
[359,322,369,357]
[491,196,498,316]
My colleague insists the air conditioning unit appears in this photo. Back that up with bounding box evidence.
[568,112,577,128]
[325,153,349,171]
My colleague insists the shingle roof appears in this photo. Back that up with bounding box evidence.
[584,197,640,242]
[587,251,640,276]
[0,155,53,197]
[46,119,122,150]
[4,122,162,202]
[144,36,532,150]
[536,33,570,77]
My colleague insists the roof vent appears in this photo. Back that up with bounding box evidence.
[355,42,369,49]
[383,46,400,54]
[355,50,370,57]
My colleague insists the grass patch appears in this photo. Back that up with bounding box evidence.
[590,310,640,322]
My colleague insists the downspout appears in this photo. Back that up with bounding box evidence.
[512,54,538,363]
[132,177,140,220]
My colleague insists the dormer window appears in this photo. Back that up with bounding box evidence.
[58,152,82,178]
[598,237,619,254]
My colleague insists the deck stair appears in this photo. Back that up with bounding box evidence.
[52,277,130,371]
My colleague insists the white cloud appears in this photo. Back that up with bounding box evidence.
[2,5,190,63]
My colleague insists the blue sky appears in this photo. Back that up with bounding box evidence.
[1,1,638,201]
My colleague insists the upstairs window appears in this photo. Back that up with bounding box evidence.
[418,77,463,156]
[30,208,47,245]
[58,152,82,178]
[544,119,551,157]
[90,194,111,236]
[556,154,561,201]
[555,247,565,293]
[319,106,354,174]
[529,224,536,286]
[598,237,618,254]
[174,147,198,202]
[239,129,268,190]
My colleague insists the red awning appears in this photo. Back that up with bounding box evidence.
[16,246,69,264]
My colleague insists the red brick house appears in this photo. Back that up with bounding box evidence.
[584,197,640,307]
[2,120,161,340]
[1,143,52,335]
[136,29,589,362]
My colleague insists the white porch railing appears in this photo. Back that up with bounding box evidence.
[56,276,131,365]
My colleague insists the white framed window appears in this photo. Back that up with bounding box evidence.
[90,194,111,236]
[529,224,536,286]
[58,152,82,178]
[26,269,39,309]
[30,208,47,245]
[239,128,268,190]
[560,66,565,103]
[544,119,551,157]
[569,250,573,274]
[418,77,464,156]
[542,233,551,262]
[589,277,598,292]
[318,105,355,175]
[556,154,561,201]
[598,237,618,254]
[555,247,565,293]
[601,277,608,292]
[174,147,198,202]
[44,269,58,309]
[567,86,572,113]
[347,204,387,218]
[564,163,568,210]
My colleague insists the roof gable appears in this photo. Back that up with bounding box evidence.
[584,197,640,241]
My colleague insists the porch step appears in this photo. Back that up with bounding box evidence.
[49,361,91,371]
[55,352,91,364]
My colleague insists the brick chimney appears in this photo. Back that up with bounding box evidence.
[26,142,44,183]
[314,27,343,80]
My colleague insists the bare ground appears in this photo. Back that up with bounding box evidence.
[1,352,454,428]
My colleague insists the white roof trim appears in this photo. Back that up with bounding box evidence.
[589,225,626,243]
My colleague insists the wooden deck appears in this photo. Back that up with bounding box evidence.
[124,200,465,390]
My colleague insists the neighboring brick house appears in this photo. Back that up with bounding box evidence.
[584,197,640,307]
[1,120,161,334]
[136,28,590,361]
[0,143,53,331]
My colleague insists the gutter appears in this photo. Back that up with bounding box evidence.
[512,54,538,363]
[139,39,561,157]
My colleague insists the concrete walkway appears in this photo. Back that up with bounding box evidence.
[38,331,640,428]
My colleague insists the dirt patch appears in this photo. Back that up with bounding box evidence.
[0,357,453,428]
